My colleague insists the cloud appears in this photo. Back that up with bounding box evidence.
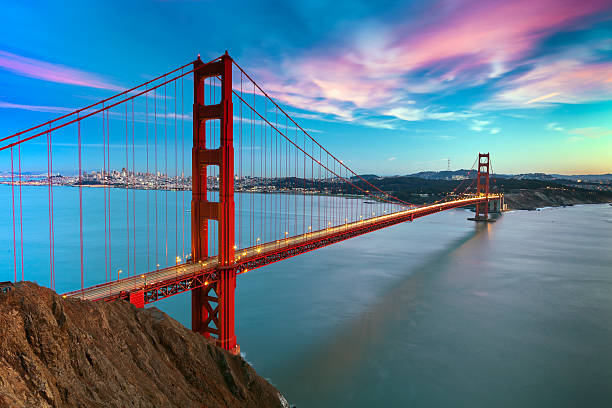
[526,92,561,104]
[469,119,500,134]
[232,114,321,133]
[385,107,426,122]
[249,0,610,124]
[568,127,612,139]
[356,118,398,130]
[426,111,477,121]
[0,50,122,91]
[470,120,491,132]
[0,100,195,129]
[547,122,564,131]
[488,59,612,108]
[0,100,74,113]
[384,106,477,123]
[286,110,329,121]
[386,0,609,73]
[387,157,396,161]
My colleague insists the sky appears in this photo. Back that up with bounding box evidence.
[0,0,611,175]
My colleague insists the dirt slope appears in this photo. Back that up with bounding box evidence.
[0,282,289,408]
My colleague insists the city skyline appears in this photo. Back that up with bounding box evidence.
[1,0,611,175]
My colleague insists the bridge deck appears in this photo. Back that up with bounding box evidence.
[64,195,500,304]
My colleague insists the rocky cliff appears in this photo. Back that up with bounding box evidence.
[503,189,612,210]
[0,282,289,408]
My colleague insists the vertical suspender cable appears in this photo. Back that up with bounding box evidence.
[47,130,52,285]
[78,114,84,293]
[154,88,158,269]
[239,71,243,250]
[47,126,54,289]
[132,99,136,274]
[295,128,298,235]
[310,141,313,231]
[107,111,112,280]
[175,79,178,262]
[164,77,168,265]
[146,88,150,272]
[181,71,185,259]
[263,100,267,243]
[301,132,303,234]
[275,107,278,241]
[11,147,16,282]
[102,107,108,282]
[18,136,23,281]
[125,103,130,277]
[251,83,254,248]
[285,116,288,238]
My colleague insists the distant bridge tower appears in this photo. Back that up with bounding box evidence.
[191,52,238,354]
[475,152,490,221]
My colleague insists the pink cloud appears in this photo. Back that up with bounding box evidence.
[0,99,195,129]
[384,0,609,74]
[487,60,612,107]
[0,100,74,113]
[0,50,122,91]
[252,0,610,125]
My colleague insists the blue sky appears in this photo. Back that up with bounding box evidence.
[1,0,611,175]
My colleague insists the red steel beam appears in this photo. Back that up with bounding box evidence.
[190,52,237,353]
[75,196,498,306]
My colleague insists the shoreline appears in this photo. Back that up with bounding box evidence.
[3,181,611,211]
[503,202,612,212]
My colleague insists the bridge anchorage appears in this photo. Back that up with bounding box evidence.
[3,50,502,356]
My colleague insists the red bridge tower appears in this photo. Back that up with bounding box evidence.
[191,53,238,354]
[475,152,490,221]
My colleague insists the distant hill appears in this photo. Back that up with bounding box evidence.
[549,174,612,182]
[350,174,381,181]
[406,170,473,180]
[349,170,612,183]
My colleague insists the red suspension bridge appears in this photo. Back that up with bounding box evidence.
[1,52,502,354]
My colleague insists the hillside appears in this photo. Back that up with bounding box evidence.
[0,282,289,408]
[342,176,612,209]
[502,188,612,210]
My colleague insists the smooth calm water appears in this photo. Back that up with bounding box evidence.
[2,185,611,407]
[157,203,612,407]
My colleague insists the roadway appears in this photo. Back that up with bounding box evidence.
[64,195,500,302]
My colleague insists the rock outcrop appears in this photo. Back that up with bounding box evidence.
[0,282,288,408]
[503,189,612,210]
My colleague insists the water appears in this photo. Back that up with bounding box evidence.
[0,185,390,291]
[2,185,612,406]
[156,204,612,407]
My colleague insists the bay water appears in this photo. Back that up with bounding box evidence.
[1,185,611,406]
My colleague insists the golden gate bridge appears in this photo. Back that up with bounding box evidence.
[1,52,502,355]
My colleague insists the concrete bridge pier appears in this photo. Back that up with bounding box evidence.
[469,195,504,222]
[490,195,504,213]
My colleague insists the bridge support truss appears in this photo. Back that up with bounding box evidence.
[191,53,238,354]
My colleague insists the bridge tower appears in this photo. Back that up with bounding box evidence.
[191,52,238,354]
[475,152,490,221]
